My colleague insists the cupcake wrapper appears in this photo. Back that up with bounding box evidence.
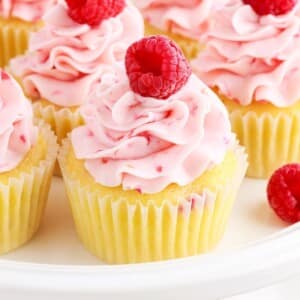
[144,22,202,61]
[33,102,83,176]
[230,109,300,178]
[33,102,83,144]
[0,122,58,254]
[0,18,40,68]
[59,138,247,264]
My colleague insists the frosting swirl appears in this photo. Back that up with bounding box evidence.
[71,67,232,193]
[10,1,144,107]
[136,0,214,40]
[192,0,300,107]
[0,0,56,22]
[0,71,37,173]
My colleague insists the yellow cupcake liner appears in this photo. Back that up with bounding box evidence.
[33,101,83,144]
[59,138,247,264]
[33,101,83,176]
[0,17,42,68]
[144,21,203,61]
[0,122,58,254]
[224,100,300,178]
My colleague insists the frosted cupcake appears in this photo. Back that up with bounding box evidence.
[0,0,56,67]
[0,70,57,254]
[10,0,144,143]
[192,0,300,178]
[59,36,247,264]
[135,0,221,59]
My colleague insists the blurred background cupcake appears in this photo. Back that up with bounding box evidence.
[134,0,220,60]
[192,0,300,178]
[9,0,144,143]
[0,0,56,67]
[59,36,247,264]
[0,70,57,254]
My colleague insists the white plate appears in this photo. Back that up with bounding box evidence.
[1,177,300,300]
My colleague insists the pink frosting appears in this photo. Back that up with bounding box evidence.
[192,0,300,107]
[10,1,144,107]
[136,0,221,40]
[0,0,56,22]
[71,67,232,194]
[0,71,37,173]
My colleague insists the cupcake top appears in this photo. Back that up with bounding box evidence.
[10,0,144,107]
[71,36,232,194]
[0,70,37,173]
[192,0,300,107]
[0,0,56,22]
[136,0,216,40]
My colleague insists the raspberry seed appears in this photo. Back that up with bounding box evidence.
[125,36,192,99]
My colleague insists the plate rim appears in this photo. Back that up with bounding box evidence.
[0,225,300,298]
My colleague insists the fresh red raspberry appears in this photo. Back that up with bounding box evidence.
[65,0,125,26]
[243,0,296,16]
[125,36,192,99]
[267,164,300,223]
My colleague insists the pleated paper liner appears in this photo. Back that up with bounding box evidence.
[59,137,247,264]
[0,122,58,254]
[222,97,300,178]
[0,17,42,68]
[33,100,83,143]
[144,21,203,60]
[33,101,83,176]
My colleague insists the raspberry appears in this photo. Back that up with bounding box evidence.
[66,0,125,26]
[125,36,192,99]
[243,0,296,16]
[0,71,9,80]
[267,164,300,223]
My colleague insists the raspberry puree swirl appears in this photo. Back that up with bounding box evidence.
[0,71,37,173]
[0,0,56,22]
[192,0,300,107]
[10,1,144,107]
[71,67,232,194]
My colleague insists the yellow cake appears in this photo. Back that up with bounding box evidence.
[0,124,58,254]
[0,17,41,68]
[144,21,202,60]
[9,1,144,145]
[191,0,300,178]
[0,70,57,254]
[59,138,246,264]
[59,36,247,264]
[221,96,300,178]
[135,1,211,60]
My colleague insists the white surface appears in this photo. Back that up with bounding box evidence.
[0,177,300,299]
[227,276,300,300]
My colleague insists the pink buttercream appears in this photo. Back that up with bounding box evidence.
[71,67,232,194]
[0,0,56,22]
[192,0,300,107]
[0,71,37,173]
[136,0,222,40]
[10,1,144,107]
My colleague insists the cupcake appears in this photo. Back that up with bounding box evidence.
[135,0,218,60]
[9,0,144,143]
[0,70,57,254]
[58,36,247,264]
[0,0,56,67]
[192,0,300,178]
